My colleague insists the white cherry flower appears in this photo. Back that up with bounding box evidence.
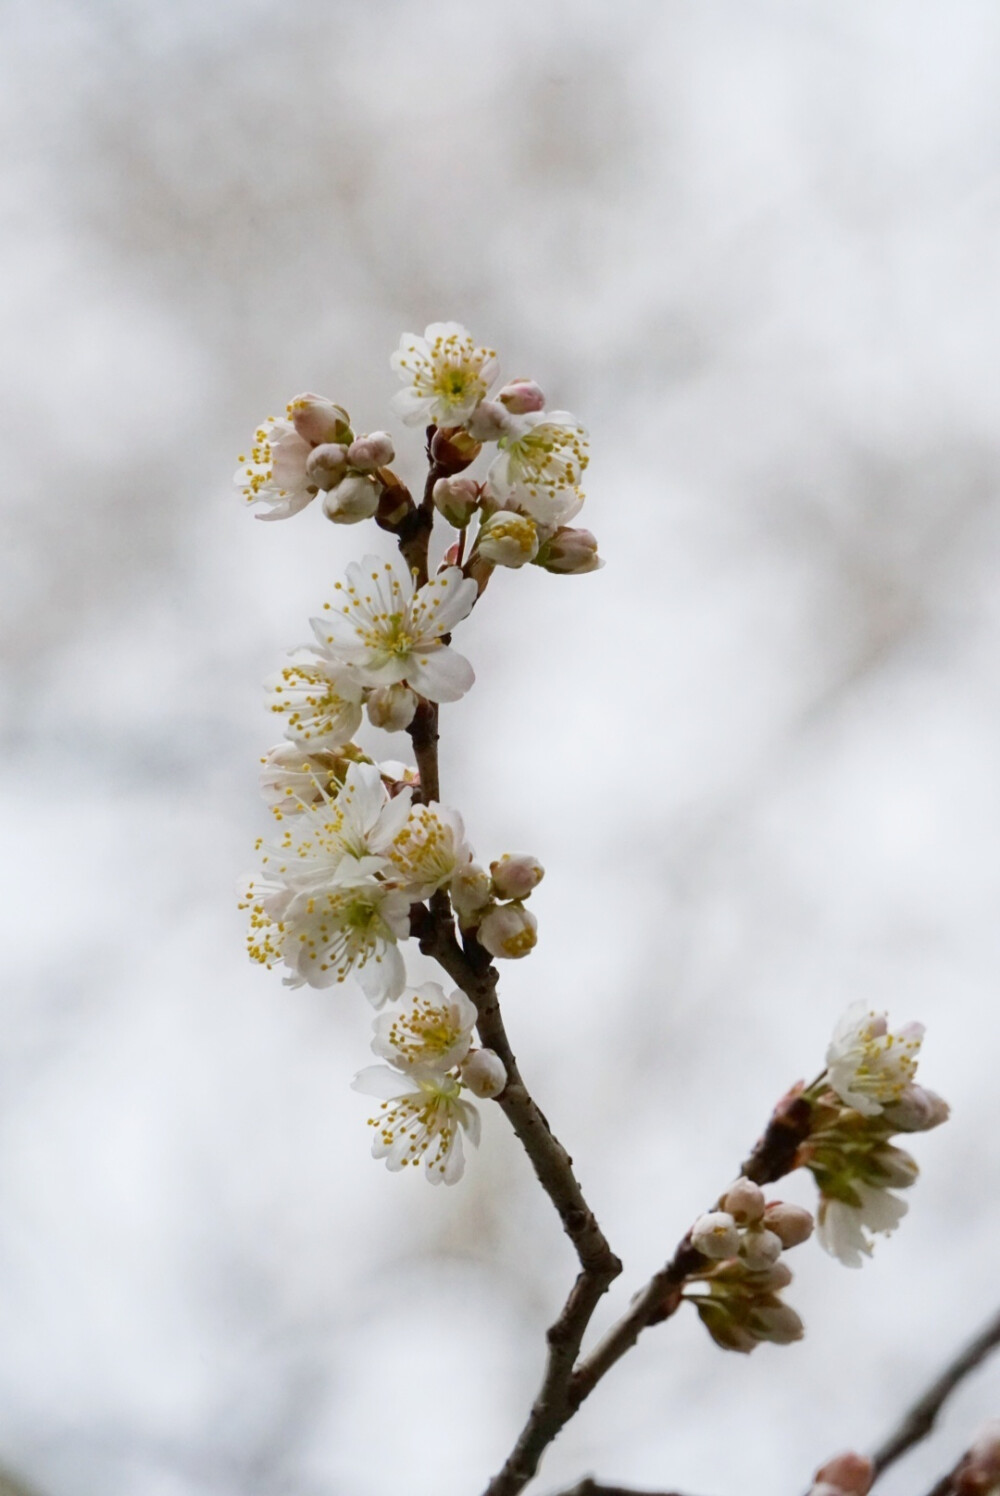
[242,868,410,1004]
[486,410,589,525]
[266,656,364,748]
[371,983,478,1073]
[352,1066,480,1183]
[385,801,472,900]
[390,321,499,428]
[816,1184,909,1269]
[312,555,478,703]
[254,762,412,888]
[235,416,316,520]
[825,1004,924,1117]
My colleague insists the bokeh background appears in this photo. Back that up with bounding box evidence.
[2,2,999,1493]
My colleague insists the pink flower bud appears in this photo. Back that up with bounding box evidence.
[465,400,515,442]
[287,393,352,446]
[536,526,603,575]
[722,1177,766,1225]
[490,854,544,901]
[305,443,350,489]
[347,431,395,471]
[764,1202,815,1249]
[814,1452,874,1495]
[433,476,480,529]
[883,1084,950,1132]
[478,903,538,959]
[460,1049,507,1098]
[450,863,494,921]
[477,511,539,568]
[752,1260,792,1291]
[366,683,417,732]
[738,1228,783,1271]
[497,378,546,414]
[691,1212,741,1260]
[321,473,380,524]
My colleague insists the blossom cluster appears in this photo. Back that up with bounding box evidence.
[805,1004,949,1268]
[686,1177,814,1353]
[352,983,507,1184]
[236,323,591,1182]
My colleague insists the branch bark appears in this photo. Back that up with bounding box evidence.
[870,1306,1000,1481]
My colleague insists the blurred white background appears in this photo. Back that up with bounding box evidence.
[2,2,999,1493]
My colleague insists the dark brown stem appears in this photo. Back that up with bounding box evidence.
[869,1306,1000,1481]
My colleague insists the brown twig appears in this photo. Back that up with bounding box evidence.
[869,1306,1000,1482]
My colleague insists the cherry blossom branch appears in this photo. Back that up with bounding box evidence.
[571,1089,815,1404]
[869,1305,1000,1482]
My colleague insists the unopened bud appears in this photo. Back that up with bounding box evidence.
[535,526,603,575]
[748,1299,804,1345]
[450,863,494,921]
[864,1144,919,1190]
[490,854,544,901]
[750,1259,793,1291]
[722,1177,766,1225]
[883,1084,950,1132]
[460,1049,507,1099]
[465,400,515,442]
[764,1202,815,1249]
[959,1421,1000,1493]
[497,378,546,414]
[322,473,380,524]
[366,683,417,732]
[433,476,480,529]
[691,1212,741,1260]
[288,393,352,446]
[431,425,481,475]
[813,1452,874,1495]
[305,443,350,489]
[694,1299,757,1354]
[347,431,395,471]
[478,903,538,959]
[478,511,539,569]
[739,1228,783,1271]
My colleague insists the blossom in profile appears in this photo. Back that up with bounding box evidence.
[266,657,364,748]
[816,1182,910,1269]
[486,411,589,525]
[391,322,499,428]
[825,1003,924,1117]
[352,1066,481,1183]
[371,984,478,1074]
[313,556,478,702]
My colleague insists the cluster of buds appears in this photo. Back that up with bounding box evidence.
[236,395,399,525]
[801,1005,949,1267]
[685,1177,814,1353]
[953,1422,1000,1495]
[807,1452,873,1496]
[451,853,544,960]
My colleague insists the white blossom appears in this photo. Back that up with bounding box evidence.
[826,1003,924,1117]
[235,416,316,520]
[386,801,472,900]
[242,868,410,1004]
[352,1066,480,1183]
[486,411,589,525]
[254,762,412,885]
[312,556,477,703]
[478,902,538,959]
[477,511,539,568]
[391,322,499,428]
[266,656,364,748]
[460,1049,507,1098]
[371,983,477,1073]
[259,742,358,814]
[816,1184,909,1269]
